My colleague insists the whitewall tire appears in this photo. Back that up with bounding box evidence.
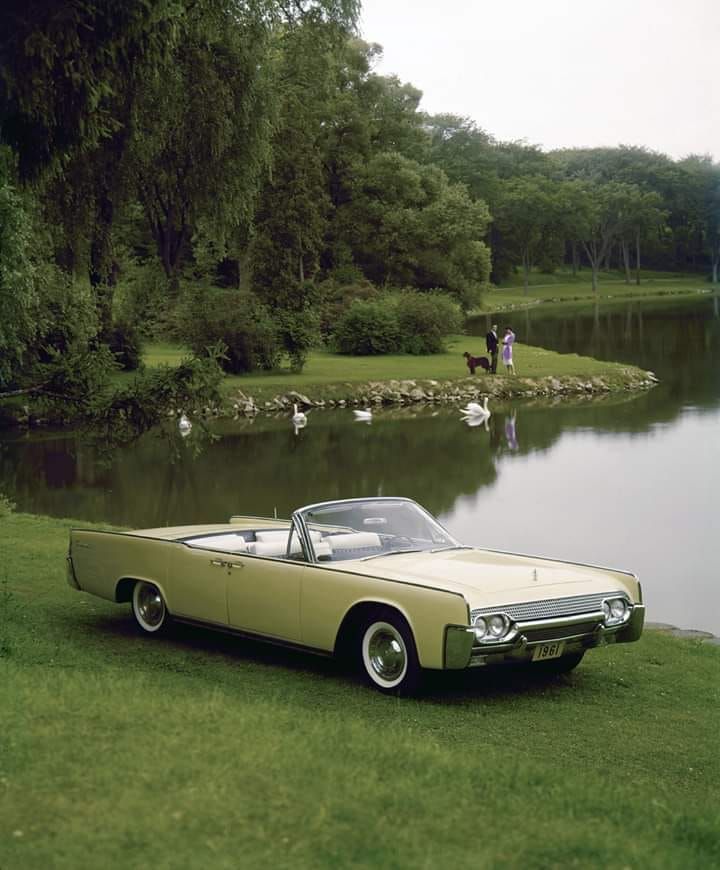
[359,610,421,695]
[131,581,169,634]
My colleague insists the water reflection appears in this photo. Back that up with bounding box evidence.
[469,294,720,411]
[0,381,707,528]
[1,296,719,633]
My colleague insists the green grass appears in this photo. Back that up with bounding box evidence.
[135,336,644,404]
[1,512,719,868]
[480,273,710,313]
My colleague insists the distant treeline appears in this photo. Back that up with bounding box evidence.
[1,0,718,389]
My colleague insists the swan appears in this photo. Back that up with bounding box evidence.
[291,403,307,426]
[178,413,192,435]
[461,397,490,418]
[353,408,373,421]
[462,414,490,430]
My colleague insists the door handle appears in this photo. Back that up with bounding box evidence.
[228,562,244,570]
[210,559,224,567]
[210,559,244,570]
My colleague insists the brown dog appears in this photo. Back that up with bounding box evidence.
[463,352,490,375]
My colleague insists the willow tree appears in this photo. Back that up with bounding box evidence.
[0,0,183,180]
[250,21,357,370]
[129,3,273,296]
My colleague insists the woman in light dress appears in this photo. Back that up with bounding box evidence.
[502,327,516,375]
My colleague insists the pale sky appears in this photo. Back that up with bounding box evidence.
[360,0,719,161]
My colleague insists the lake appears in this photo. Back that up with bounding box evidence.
[1,294,718,633]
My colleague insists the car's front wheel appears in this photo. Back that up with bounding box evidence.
[131,581,169,634]
[359,608,421,695]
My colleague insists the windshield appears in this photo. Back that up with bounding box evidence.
[295,498,459,563]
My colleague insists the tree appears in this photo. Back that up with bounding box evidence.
[708,184,720,285]
[130,3,275,296]
[570,182,642,293]
[493,176,564,294]
[616,190,666,285]
[250,21,348,370]
[337,152,491,308]
[0,0,183,180]
[0,152,37,384]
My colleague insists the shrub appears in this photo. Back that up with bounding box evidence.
[318,277,379,340]
[176,288,280,374]
[114,258,175,340]
[0,492,15,517]
[334,298,402,355]
[394,291,463,354]
[107,321,143,371]
[276,308,321,374]
[334,291,462,356]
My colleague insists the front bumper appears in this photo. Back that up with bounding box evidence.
[444,604,645,669]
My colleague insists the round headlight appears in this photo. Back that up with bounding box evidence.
[610,598,627,620]
[488,614,506,637]
[603,601,612,621]
[473,617,487,640]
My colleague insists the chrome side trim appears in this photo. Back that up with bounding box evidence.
[172,616,333,658]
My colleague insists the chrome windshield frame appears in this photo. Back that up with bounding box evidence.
[292,497,460,565]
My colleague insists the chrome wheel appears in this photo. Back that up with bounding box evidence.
[362,620,408,689]
[132,582,167,633]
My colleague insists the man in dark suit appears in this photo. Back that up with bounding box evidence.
[486,324,499,374]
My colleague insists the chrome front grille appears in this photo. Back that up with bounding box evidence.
[471,591,626,623]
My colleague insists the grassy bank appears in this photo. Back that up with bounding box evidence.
[1,512,719,869]
[138,336,652,408]
[479,271,710,314]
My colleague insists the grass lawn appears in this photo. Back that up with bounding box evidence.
[480,271,710,313]
[139,336,644,404]
[1,513,719,868]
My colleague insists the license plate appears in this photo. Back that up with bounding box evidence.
[532,641,565,662]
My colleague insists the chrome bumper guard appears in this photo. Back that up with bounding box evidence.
[444,605,645,670]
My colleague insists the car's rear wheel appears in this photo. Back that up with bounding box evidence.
[527,650,585,676]
[359,608,421,695]
[132,581,169,634]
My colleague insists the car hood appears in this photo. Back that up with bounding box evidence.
[337,547,637,609]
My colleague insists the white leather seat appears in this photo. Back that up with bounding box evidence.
[188,534,248,552]
[327,532,382,552]
[254,530,291,542]
[247,540,288,557]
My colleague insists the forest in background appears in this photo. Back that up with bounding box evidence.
[1,0,719,408]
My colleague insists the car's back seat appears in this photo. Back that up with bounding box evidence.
[186,533,249,552]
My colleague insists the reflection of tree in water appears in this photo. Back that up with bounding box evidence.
[0,411,501,525]
[470,297,720,413]
[3,298,718,526]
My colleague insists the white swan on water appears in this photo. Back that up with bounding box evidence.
[291,404,307,426]
[353,408,373,422]
[178,413,192,436]
[460,397,490,419]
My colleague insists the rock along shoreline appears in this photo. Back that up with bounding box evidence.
[227,368,660,417]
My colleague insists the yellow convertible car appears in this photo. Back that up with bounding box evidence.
[67,497,644,694]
